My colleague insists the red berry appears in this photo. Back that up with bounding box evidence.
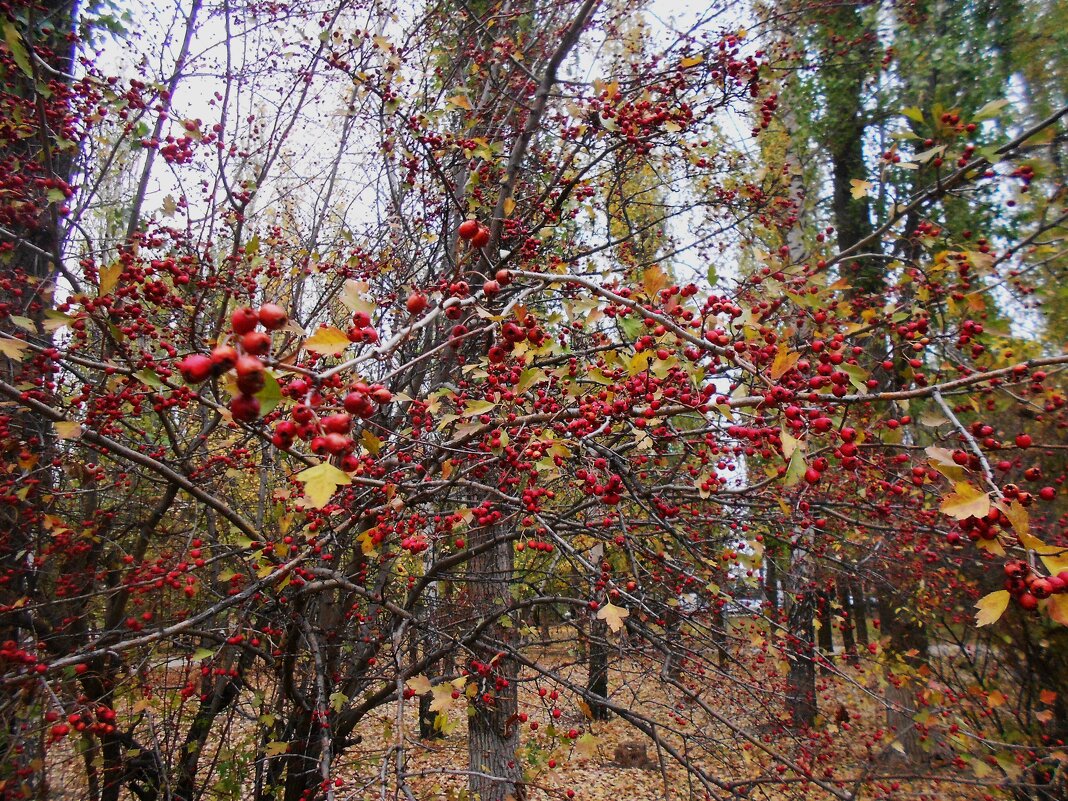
[458,219,479,240]
[241,330,272,356]
[235,355,266,394]
[231,306,259,335]
[471,225,490,248]
[406,292,428,315]
[258,303,288,331]
[178,354,214,384]
[230,394,261,422]
[210,345,239,373]
[1015,434,1032,448]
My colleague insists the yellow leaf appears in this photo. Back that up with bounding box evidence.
[447,94,473,111]
[295,462,352,508]
[642,265,669,298]
[1000,500,1029,537]
[986,690,1006,708]
[596,601,629,633]
[850,179,873,199]
[0,338,28,360]
[405,675,433,695]
[356,529,378,556]
[1040,548,1068,578]
[99,261,122,296]
[265,741,289,756]
[429,683,458,714]
[53,421,82,439]
[770,344,800,380]
[975,590,1010,627]
[575,698,593,720]
[941,481,990,520]
[780,427,803,460]
[304,326,351,357]
[1047,595,1068,626]
[461,399,497,418]
[680,54,704,68]
[502,197,515,217]
[361,429,382,455]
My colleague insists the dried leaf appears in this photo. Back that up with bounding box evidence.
[596,601,629,633]
[850,179,873,199]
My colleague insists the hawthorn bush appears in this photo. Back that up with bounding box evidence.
[1,0,1066,800]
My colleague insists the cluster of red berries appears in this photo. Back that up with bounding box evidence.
[347,310,378,344]
[1004,560,1068,610]
[271,380,391,469]
[457,218,490,247]
[177,304,289,422]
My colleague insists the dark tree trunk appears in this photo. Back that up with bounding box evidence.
[817,590,835,673]
[877,594,929,759]
[785,541,817,729]
[764,555,779,612]
[586,615,611,720]
[786,587,817,728]
[712,604,729,670]
[466,526,524,801]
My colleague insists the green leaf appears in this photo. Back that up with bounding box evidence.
[3,22,33,78]
[264,741,289,757]
[296,461,352,508]
[256,370,283,416]
[329,691,348,712]
[461,399,497,417]
[973,99,1009,122]
[783,448,806,488]
[192,647,215,661]
[134,369,165,390]
[902,106,925,124]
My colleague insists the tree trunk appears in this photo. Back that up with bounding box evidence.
[586,615,611,720]
[837,576,859,666]
[877,594,928,760]
[785,541,817,729]
[764,555,779,612]
[466,527,523,801]
[817,589,835,673]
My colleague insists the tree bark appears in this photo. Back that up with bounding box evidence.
[466,526,524,801]
[586,614,611,720]
[785,541,817,729]
[817,589,835,673]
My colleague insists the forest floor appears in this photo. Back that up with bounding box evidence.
[40,617,995,801]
